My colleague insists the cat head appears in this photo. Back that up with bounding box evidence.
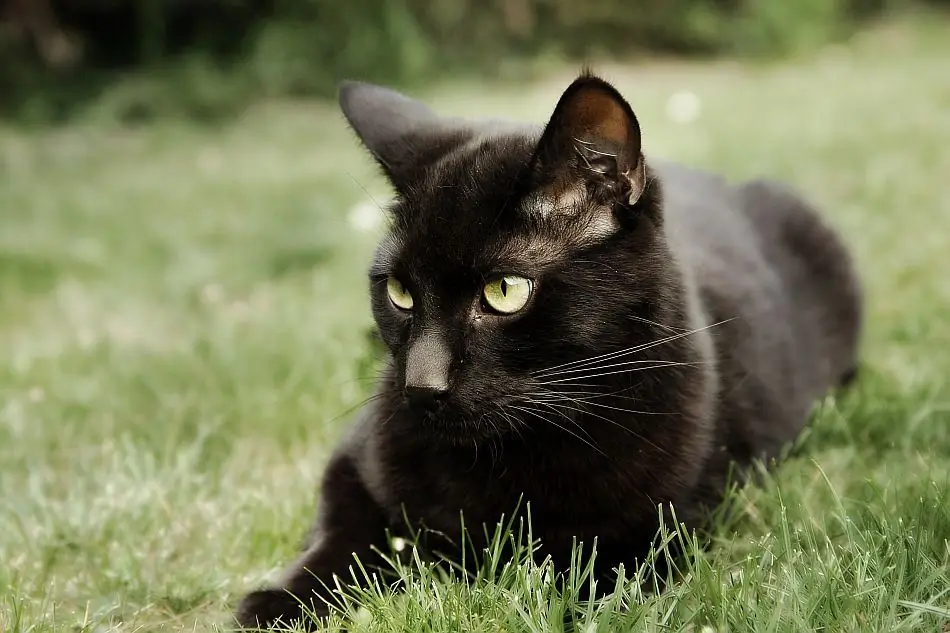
[340,74,681,442]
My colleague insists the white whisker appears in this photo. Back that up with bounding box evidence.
[530,392,675,417]
[627,313,691,334]
[530,399,671,457]
[509,404,605,457]
[538,360,701,386]
[531,319,730,378]
[532,358,689,380]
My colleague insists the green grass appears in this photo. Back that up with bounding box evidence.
[2,15,950,633]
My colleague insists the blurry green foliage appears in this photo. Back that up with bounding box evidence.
[0,0,942,123]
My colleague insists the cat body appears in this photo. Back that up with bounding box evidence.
[235,75,862,630]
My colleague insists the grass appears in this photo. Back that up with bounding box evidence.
[2,14,950,633]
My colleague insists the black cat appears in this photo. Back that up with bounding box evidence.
[235,73,862,630]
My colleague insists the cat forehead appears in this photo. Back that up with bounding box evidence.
[379,133,617,273]
[375,227,568,282]
[415,130,536,195]
[377,203,611,281]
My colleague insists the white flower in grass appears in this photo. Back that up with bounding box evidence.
[77,327,97,349]
[348,199,384,232]
[353,606,373,626]
[666,90,701,124]
[228,300,251,322]
[200,283,225,305]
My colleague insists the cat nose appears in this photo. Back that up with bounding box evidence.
[405,331,451,406]
[405,383,449,404]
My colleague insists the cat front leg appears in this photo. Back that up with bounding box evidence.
[234,452,391,631]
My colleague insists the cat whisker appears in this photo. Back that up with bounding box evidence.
[531,382,605,389]
[536,360,703,386]
[527,398,672,458]
[524,398,623,455]
[524,389,645,404]
[531,319,731,378]
[533,330,701,376]
[539,334,702,379]
[344,172,389,214]
[376,407,401,429]
[513,401,589,439]
[528,392,677,417]
[323,389,400,427]
[570,258,622,275]
[494,403,527,445]
[489,424,501,464]
[509,404,606,457]
[531,334,683,378]
[531,358,690,380]
[626,313,691,334]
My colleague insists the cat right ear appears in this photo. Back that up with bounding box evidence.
[338,81,470,192]
[532,74,646,209]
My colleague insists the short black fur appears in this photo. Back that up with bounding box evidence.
[234,74,863,630]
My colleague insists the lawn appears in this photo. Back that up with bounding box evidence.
[2,15,949,633]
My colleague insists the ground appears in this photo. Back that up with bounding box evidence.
[2,15,949,633]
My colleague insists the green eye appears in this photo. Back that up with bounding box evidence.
[483,275,533,314]
[387,276,414,310]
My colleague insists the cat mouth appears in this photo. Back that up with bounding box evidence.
[405,396,449,419]
[401,393,525,440]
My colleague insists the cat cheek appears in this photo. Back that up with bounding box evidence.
[471,308,487,327]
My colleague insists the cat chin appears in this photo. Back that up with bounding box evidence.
[412,409,521,445]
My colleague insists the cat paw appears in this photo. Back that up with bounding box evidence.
[234,588,305,631]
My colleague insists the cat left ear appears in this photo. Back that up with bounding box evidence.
[338,81,471,192]
[533,74,646,207]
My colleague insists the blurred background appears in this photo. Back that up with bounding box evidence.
[1,0,948,124]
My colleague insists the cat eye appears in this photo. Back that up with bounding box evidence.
[482,275,533,315]
[387,276,414,310]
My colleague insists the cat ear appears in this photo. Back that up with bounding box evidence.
[338,81,470,191]
[533,74,645,207]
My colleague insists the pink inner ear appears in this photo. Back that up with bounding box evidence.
[563,87,631,148]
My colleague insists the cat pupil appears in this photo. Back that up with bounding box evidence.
[500,279,508,296]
